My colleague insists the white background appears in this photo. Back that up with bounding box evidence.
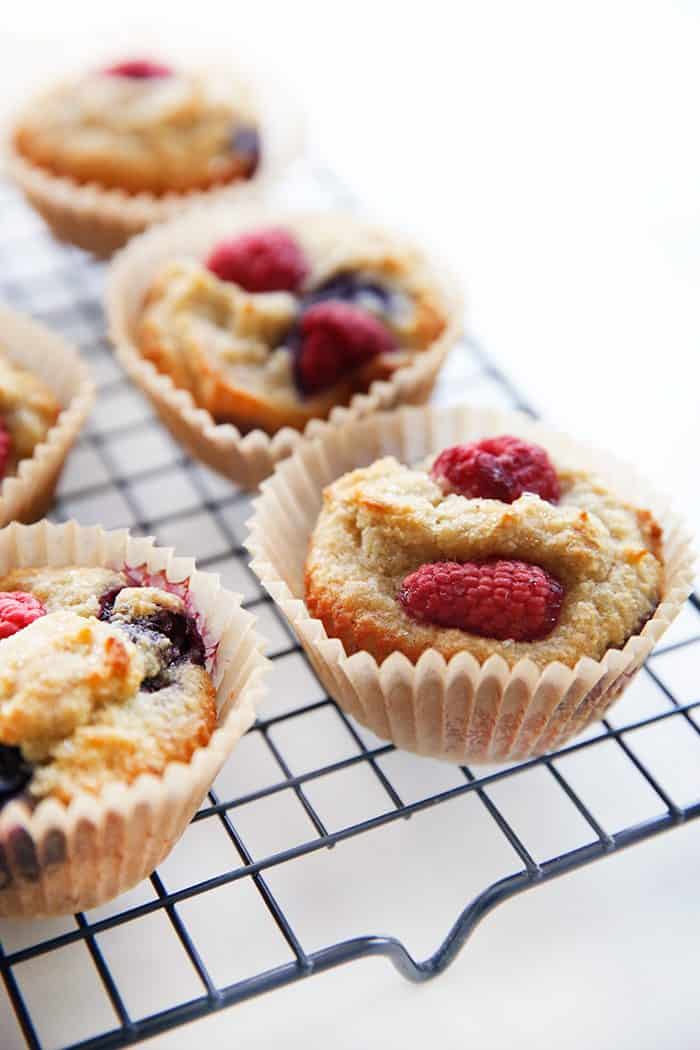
[1,3,700,1048]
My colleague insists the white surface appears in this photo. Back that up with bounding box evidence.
[1,3,699,1048]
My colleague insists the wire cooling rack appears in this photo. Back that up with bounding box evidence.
[0,175,699,1050]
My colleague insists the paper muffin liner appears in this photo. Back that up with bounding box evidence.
[247,403,695,764]
[0,306,94,525]
[106,204,464,489]
[0,520,268,917]
[5,70,304,258]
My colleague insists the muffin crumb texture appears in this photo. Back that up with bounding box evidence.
[136,215,450,434]
[0,351,61,480]
[305,446,664,668]
[14,64,260,195]
[0,567,216,804]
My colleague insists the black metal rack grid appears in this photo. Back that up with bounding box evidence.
[0,178,699,1050]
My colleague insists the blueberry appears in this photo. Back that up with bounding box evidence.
[146,609,205,667]
[303,272,391,313]
[100,586,206,692]
[120,611,205,692]
[138,610,205,691]
[98,586,123,621]
[230,125,260,176]
[0,745,32,804]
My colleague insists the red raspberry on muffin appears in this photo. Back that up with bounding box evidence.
[206,229,309,293]
[295,302,396,396]
[104,59,173,79]
[0,592,46,639]
[431,436,560,504]
[399,560,564,641]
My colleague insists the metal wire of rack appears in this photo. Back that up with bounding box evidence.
[0,177,699,1050]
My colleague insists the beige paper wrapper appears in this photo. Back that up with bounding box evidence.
[0,520,268,917]
[247,403,695,764]
[0,306,94,525]
[106,205,464,489]
[5,71,303,258]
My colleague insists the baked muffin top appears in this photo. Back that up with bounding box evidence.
[0,567,216,805]
[13,60,259,195]
[0,352,61,481]
[137,217,449,432]
[304,436,664,669]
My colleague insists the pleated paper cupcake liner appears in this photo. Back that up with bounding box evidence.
[106,204,464,489]
[0,306,94,525]
[246,403,695,764]
[0,520,268,917]
[5,70,304,257]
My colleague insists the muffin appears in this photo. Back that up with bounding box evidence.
[248,405,693,763]
[0,307,94,524]
[305,440,664,669]
[8,58,301,256]
[108,207,463,487]
[0,567,216,805]
[0,353,61,481]
[0,521,267,917]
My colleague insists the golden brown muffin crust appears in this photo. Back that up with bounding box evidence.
[136,214,451,434]
[0,352,61,476]
[0,567,126,617]
[14,69,258,195]
[304,455,664,668]
[0,567,216,804]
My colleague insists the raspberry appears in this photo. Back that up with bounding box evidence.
[431,435,560,504]
[398,560,564,642]
[295,301,396,396]
[0,592,46,640]
[104,60,173,79]
[0,420,11,481]
[206,229,308,293]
